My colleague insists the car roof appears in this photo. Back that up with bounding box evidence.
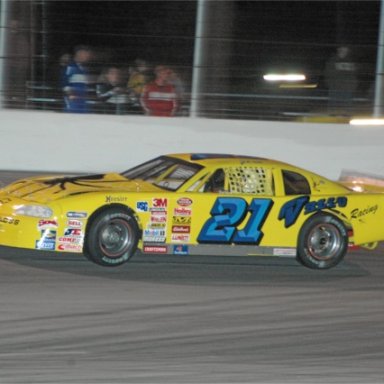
[167,153,296,169]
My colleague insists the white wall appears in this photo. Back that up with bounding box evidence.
[1,110,383,180]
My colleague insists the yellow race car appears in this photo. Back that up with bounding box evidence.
[0,153,382,269]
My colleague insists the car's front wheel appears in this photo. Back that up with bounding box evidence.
[84,208,139,266]
[297,214,348,269]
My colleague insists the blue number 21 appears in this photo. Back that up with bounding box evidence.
[197,197,273,244]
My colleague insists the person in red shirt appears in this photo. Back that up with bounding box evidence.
[140,66,178,117]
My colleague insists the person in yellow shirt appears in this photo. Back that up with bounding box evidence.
[127,59,151,112]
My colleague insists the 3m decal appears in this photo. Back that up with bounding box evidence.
[197,197,273,244]
[152,198,167,209]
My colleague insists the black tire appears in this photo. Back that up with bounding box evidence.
[297,214,348,270]
[84,208,139,266]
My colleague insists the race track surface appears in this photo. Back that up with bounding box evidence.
[0,172,383,384]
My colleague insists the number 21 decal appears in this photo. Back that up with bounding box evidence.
[197,197,273,244]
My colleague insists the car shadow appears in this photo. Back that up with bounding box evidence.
[0,245,370,286]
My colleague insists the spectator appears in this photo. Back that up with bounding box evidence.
[96,67,128,114]
[140,65,178,117]
[126,58,151,112]
[324,46,358,115]
[63,45,93,113]
[168,67,186,115]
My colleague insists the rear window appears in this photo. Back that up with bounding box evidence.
[282,170,311,195]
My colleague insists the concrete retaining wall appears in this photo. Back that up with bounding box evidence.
[0,110,383,180]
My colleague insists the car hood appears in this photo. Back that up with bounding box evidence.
[0,173,163,203]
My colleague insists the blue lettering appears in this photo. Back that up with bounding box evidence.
[279,196,309,228]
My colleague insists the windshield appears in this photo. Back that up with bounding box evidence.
[121,156,203,191]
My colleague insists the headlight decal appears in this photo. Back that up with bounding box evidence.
[15,205,53,218]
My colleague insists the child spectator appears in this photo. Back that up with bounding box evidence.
[140,65,178,117]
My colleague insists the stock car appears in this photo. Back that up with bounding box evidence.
[0,153,383,269]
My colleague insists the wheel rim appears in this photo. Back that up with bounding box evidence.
[99,218,133,258]
[307,223,342,261]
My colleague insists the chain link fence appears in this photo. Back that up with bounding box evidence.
[0,0,379,121]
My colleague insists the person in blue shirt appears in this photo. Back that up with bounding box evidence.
[63,46,93,113]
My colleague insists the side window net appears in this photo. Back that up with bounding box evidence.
[226,166,274,195]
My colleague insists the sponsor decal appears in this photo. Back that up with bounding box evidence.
[58,243,82,252]
[150,210,167,216]
[64,228,82,237]
[38,220,58,229]
[173,216,191,225]
[144,229,166,237]
[136,201,149,212]
[172,225,190,234]
[148,222,166,229]
[279,196,348,228]
[351,205,378,219]
[273,248,296,257]
[35,239,55,251]
[106,195,127,203]
[0,216,19,225]
[143,245,168,254]
[67,211,87,218]
[150,211,167,224]
[177,197,193,207]
[151,198,167,211]
[67,219,82,228]
[171,234,190,242]
[174,207,192,216]
[41,229,56,240]
[173,244,189,255]
[143,236,166,243]
[36,230,56,250]
[151,215,167,223]
[58,236,82,244]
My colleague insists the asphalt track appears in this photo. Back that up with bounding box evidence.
[0,171,384,384]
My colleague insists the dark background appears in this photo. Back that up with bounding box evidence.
[4,0,382,118]
[46,1,380,69]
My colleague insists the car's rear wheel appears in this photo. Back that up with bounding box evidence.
[84,208,139,266]
[297,214,348,269]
